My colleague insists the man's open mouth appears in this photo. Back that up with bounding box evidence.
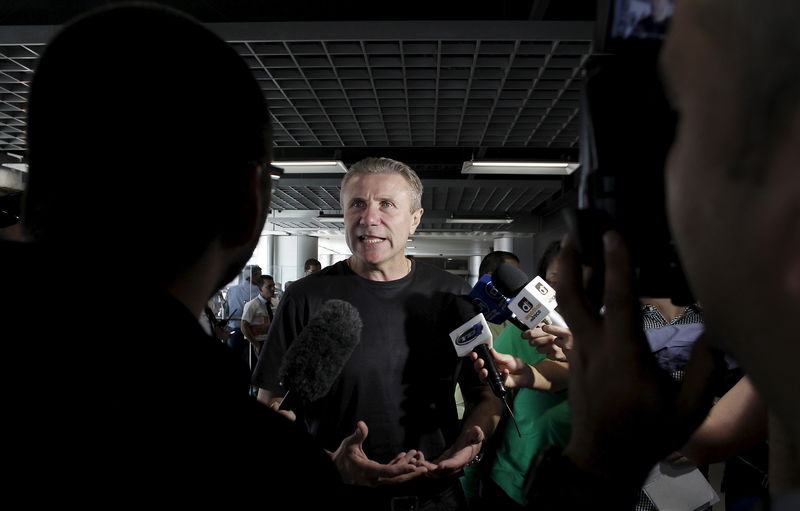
[358,235,386,244]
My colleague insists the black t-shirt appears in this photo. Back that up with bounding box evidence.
[253,259,474,465]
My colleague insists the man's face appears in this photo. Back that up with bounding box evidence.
[662,2,800,444]
[260,279,275,298]
[660,3,738,328]
[342,172,422,272]
[305,264,321,276]
[661,2,770,350]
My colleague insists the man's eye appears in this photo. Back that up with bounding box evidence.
[381,201,394,208]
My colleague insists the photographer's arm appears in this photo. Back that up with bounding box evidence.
[674,376,767,465]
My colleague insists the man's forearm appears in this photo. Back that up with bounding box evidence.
[241,321,258,343]
[461,385,502,443]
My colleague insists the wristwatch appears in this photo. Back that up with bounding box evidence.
[464,450,483,467]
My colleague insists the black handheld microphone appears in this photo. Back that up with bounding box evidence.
[278,299,362,412]
[448,296,521,436]
[448,297,506,399]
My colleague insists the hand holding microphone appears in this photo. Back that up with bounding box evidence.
[470,347,537,390]
[540,324,574,361]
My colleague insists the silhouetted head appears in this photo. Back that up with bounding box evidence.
[478,250,519,277]
[24,4,272,286]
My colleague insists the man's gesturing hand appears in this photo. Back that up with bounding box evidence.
[328,421,428,487]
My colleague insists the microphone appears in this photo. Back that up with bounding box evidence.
[493,263,568,330]
[278,299,362,412]
[448,297,506,399]
[468,274,529,332]
[449,296,521,437]
[469,274,512,324]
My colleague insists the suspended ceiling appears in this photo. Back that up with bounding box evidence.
[0,0,597,241]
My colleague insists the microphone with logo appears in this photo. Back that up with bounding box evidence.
[468,273,530,332]
[278,299,362,420]
[492,262,568,330]
[449,296,520,436]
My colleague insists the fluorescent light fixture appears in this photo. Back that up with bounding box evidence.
[406,246,416,249]
[261,230,291,236]
[473,162,569,167]
[317,216,345,223]
[462,160,579,175]
[271,160,348,174]
[2,163,28,173]
[446,218,514,225]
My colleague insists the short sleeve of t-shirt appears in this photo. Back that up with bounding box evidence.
[242,298,262,324]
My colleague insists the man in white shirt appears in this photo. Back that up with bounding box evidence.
[241,275,275,357]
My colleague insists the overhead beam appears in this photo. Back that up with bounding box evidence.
[277,177,562,188]
[213,20,593,42]
[0,20,593,45]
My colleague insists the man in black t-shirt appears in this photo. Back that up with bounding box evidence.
[254,157,502,510]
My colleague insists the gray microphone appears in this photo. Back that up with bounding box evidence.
[278,299,362,412]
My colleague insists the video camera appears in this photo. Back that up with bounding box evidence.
[566,0,693,305]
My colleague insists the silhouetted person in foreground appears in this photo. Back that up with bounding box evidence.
[2,3,341,505]
[522,1,800,509]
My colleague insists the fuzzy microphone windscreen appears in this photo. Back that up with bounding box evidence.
[278,299,362,403]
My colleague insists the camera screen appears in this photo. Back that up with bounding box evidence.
[611,0,675,41]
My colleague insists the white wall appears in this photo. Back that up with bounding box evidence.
[274,235,319,285]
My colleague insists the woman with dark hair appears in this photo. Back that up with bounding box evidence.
[537,240,562,288]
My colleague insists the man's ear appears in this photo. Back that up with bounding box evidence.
[220,164,265,247]
[409,208,423,235]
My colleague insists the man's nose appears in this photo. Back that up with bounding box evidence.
[360,203,381,225]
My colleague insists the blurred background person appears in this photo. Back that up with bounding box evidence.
[224,264,261,364]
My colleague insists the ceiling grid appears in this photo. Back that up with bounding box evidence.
[283,40,346,147]
[320,41,369,146]
[455,42,481,147]
[1,12,593,237]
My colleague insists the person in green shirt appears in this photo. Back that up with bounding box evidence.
[461,241,573,509]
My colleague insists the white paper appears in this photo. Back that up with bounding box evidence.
[642,462,720,511]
